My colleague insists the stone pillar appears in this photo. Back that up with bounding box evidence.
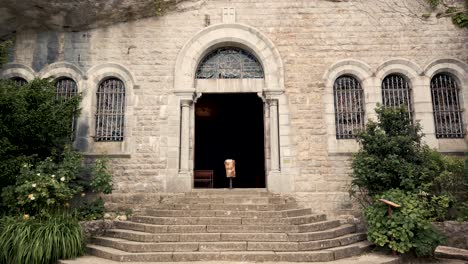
[268,99,280,172]
[179,100,191,172]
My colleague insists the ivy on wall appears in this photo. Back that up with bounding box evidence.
[153,0,177,16]
[426,0,468,27]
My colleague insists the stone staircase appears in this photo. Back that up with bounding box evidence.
[88,189,371,262]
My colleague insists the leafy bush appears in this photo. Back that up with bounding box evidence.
[2,147,84,217]
[365,189,445,257]
[0,79,80,212]
[0,213,85,264]
[350,106,435,197]
[90,157,113,194]
[77,198,105,221]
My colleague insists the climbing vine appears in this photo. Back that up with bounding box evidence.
[153,0,178,16]
[427,0,468,27]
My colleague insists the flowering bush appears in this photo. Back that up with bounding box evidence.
[2,147,83,217]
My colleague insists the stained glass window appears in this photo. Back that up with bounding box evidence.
[196,47,264,79]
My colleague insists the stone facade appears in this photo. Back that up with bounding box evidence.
[2,0,467,216]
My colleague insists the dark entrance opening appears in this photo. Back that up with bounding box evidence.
[194,93,265,188]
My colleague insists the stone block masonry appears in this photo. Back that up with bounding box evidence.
[2,0,467,216]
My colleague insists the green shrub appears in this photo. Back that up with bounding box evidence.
[0,79,80,212]
[77,198,105,220]
[0,213,85,264]
[365,189,444,257]
[2,147,84,217]
[90,157,113,194]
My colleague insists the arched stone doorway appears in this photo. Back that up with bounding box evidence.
[167,23,296,193]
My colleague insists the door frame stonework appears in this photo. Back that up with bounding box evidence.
[167,23,297,193]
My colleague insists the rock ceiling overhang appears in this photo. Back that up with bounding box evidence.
[0,0,199,40]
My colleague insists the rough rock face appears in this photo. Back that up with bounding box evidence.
[0,0,203,39]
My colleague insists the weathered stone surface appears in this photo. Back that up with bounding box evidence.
[81,220,114,240]
[433,221,468,250]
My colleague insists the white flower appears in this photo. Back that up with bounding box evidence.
[23,164,27,168]
[31,196,35,200]
[51,174,55,178]
[36,173,40,176]
[32,183,36,188]
[60,177,65,182]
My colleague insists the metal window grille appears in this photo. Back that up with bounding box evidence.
[196,47,264,79]
[430,73,464,138]
[56,78,77,99]
[382,74,413,120]
[56,78,78,140]
[333,75,365,139]
[95,78,125,141]
[10,77,28,86]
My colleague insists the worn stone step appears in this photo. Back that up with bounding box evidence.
[87,244,340,262]
[288,224,357,242]
[288,214,327,225]
[114,221,299,234]
[132,216,242,225]
[328,240,374,260]
[298,233,367,251]
[148,203,298,211]
[144,208,312,218]
[298,219,341,233]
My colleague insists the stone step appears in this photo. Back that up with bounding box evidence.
[147,202,299,211]
[298,219,341,233]
[106,230,291,242]
[161,197,289,205]
[131,214,325,226]
[86,240,372,262]
[288,224,357,242]
[144,207,312,218]
[114,221,299,234]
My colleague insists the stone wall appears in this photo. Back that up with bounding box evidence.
[2,0,467,216]
[433,221,468,250]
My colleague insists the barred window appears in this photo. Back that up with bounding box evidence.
[430,73,464,138]
[196,47,264,79]
[382,74,413,119]
[55,77,78,99]
[10,77,28,86]
[95,78,125,141]
[56,78,78,140]
[334,75,365,139]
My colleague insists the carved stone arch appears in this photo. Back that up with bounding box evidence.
[323,59,373,154]
[375,58,422,83]
[38,62,85,88]
[78,63,137,156]
[0,63,36,81]
[422,58,468,148]
[174,23,285,92]
[169,23,294,193]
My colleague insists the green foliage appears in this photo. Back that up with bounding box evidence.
[0,39,13,68]
[90,157,113,194]
[0,78,81,211]
[76,198,105,221]
[2,147,84,217]
[0,213,85,264]
[153,0,176,16]
[426,0,468,28]
[365,189,445,257]
[350,106,435,197]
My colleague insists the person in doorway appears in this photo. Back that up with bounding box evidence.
[224,159,236,188]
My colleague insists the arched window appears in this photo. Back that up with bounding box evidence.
[334,75,365,139]
[196,47,264,79]
[55,77,78,100]
[95,78,126,141]
[10,77,28,86]
[430,73,464,138]
[56,78,78,139]
[381,74,413,119]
